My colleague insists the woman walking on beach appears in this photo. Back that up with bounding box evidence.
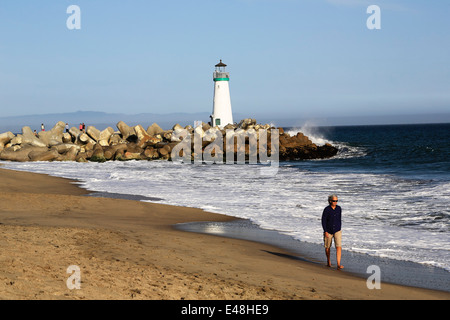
[322,194,343,270]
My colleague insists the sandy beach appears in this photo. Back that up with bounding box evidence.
[0,167,448,300]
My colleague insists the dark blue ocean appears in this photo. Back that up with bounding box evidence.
[287,123,450,231]
[293,123,450,181]
[282,123,450,274]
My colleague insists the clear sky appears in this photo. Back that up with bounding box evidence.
[0,0,449,125]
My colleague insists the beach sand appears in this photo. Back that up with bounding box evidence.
[0,167,448,300]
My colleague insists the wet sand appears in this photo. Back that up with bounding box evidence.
[176,220,450,292]
[0,167,448,300]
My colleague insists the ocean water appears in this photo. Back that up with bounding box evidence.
[2,123,449,275]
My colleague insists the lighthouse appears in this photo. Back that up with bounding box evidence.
[211,60,233,128]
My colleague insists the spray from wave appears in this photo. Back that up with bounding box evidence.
[285,122,367,159]
[286,122,332,146]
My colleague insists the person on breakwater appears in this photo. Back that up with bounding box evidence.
[322,194,344,269]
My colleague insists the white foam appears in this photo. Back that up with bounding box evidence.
[1,160,449,272]
[286,124,367,159]
[286,123,331,146]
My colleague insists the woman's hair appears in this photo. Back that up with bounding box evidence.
[328,194,338,203]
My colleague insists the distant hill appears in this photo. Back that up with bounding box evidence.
[0,111,217,133]
[1,110,449,134]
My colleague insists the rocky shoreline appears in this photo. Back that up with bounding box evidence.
[0,119,338,163]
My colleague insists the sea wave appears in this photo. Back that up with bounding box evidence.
[285,124,367,160]
[2,159,449,272]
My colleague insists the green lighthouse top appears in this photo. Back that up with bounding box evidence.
[214,60,229,81]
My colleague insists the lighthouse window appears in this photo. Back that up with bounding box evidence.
[215,119,221,126]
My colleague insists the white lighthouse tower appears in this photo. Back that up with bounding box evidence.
[211,60,233,128]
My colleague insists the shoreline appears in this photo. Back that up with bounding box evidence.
[76,185,450,292]
[175,220,450,293]
[0,167,448,300]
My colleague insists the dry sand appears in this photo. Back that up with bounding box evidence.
[0,167,448,300]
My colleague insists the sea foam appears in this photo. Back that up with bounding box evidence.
[2,159,449,272]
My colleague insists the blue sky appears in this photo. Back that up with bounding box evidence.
[0,0,449,125]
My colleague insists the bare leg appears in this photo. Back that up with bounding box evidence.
[336,247,344,269]
[325,248,331,267]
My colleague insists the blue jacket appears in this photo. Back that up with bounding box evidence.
[322,205,342,234]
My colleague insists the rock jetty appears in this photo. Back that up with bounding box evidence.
[0,119,338,163]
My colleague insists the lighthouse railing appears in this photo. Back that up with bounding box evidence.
[213,71,229,79]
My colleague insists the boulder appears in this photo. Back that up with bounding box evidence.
[277,130,329,161]
[62,132,72,143]
[29,149,59,162]
[16,127,47,148]
[279,132,314,149]
[69,127,82,142]
[143,135,162,147]
[57,146,79,161]
[194,126,205,139]
[0,119,339,163]
[126,143,144,155]
[147,123,164,136]
[237,118,256,130]
[0,145,41,162]
[103,144,127,160]
[114,148,126,161]
[157,143,175,159]
[203,127,221,140]
[172,123,184,131]
[202,122,211,132]
[76,153,88,162]
[162,130,173,141]
[136,135,150,148]
[171,127,187,142]
[98,139,110,147]
[224,123,235,130]
[86,126,101,142]
[278,143,338,161]
[10,135,23,146]
[52,143,81,155]
[143,147,159,159]
[78,133,95,145]
[38,121,66,146]
[89,144,106,162]
[83,140,96,152]
[117,121,135,140]
[134,124,150,141]
[99,127,114,145]
[0,132,15,150]
[224,131,245,154]
[109,133,125,146]
[123,151,143,160]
